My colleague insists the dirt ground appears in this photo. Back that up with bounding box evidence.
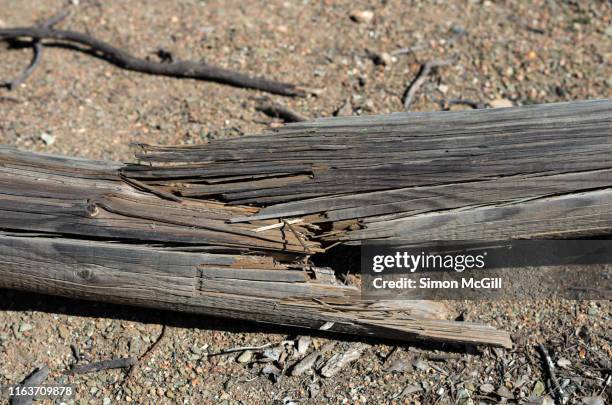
[0,0,610,404]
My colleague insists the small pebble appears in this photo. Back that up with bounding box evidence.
[557,357,571,369]
[413,358,430,372]
[489,98,513,108]
[236,350,252,363]
[497,386,514,399]
[40,132,55,146]
[58,325,70,339]
[19,323,33,332]
[350,10,374,23]
[333,99,353,117]
[581,397,605,405]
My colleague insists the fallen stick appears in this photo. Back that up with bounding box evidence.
[537,343,567,404]
[1,10,70,90]
[69,357,137,374]
[0,25,305,96]
[256,101,309,122]
[10,365,50,405]
[210,342,274,356]
[125,326,167,382]
[402,58,454,109]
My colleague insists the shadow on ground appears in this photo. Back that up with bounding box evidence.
[0,288,471,353]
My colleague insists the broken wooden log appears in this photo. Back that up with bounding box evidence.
[124,99,612,243]
[1,99,610,348]
[0,145,511,347]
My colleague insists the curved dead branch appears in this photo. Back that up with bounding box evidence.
[0,26,306,96]
[1,10,70,90]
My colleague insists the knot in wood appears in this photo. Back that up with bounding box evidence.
[85,200,100,218]
[76,267,95,281]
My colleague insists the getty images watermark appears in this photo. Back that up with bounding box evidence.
[371,249,498,290]
[361,240,611,300]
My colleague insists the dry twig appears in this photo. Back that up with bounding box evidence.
[1,10,70,90]
[125,325,167,383]
[11,365,50,405]
[0,25,304,96]
[209,342,274,356]
[256,101,308,123]
[537,343,567,404]
[69,357,137,374]
[402,58,454,110]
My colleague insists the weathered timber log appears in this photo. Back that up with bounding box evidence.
[124,99,612,244]
[0,145,511,347]
[2,99,611,348]
[0,234,511,347]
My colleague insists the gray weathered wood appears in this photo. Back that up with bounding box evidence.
[0,234,511,347]
[2,100,611,348]
[123,99,612,242]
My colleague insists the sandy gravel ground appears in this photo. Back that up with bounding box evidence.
[0,0,610,404]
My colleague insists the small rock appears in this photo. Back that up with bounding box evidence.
[333,99,353,117]
[398,384,422,398]
[413,358,430,372]
[19,323,33,332]
[532,381,545,397]
[605,24,612,38]
[261,363,282,382]
[282,396,298,405]
[492,347,505,358]
[320,343,367,377]
[489,98,513,109]
[514,374,529,388]
[296,336,311,356]
[262,346,283,362]
[236,350,252,363]
[40,132,55,146]
[384,357,413,373]
[438,84,449,94]
[307,383,320,398]
[541,396,555,405]
[497,386,514,399]
[367,50,392,66]
[456,388,474,405]
[557,357,571,369]
[350,10,374,23]
[102,398,111,405]
[129,336,141,355]
[58,325,70,339]
[479,383,495,394]
[361,99,375,112]
[582,396,605,405]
